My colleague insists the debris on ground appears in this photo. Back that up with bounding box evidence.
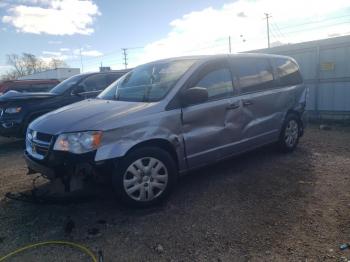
[319,124,332,130]
[340,243,350,251]
[155,244,164,254]
[87,228,101,238]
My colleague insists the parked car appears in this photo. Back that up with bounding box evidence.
[24,54,307,207]
[0,79,60,95]
[0,71,129,138]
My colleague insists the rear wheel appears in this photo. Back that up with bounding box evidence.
[278,114,300,152]
[112,147,177,207]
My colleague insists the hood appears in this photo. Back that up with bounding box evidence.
[0,90,57,102]
[30,99,156,134]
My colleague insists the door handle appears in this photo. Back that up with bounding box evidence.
[226,102,240,110]
[242,100,253,106]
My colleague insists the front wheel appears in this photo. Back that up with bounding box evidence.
[278,114,300,152]
[112,147,177,207]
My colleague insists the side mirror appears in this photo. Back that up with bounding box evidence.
[71,84,85,96]
[181,87,208,106]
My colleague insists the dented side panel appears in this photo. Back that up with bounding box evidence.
[181,97,243,169]
[94,109,188,172]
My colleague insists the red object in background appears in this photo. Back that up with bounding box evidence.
[0,79,60,94]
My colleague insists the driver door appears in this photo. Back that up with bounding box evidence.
[181,59,242,169]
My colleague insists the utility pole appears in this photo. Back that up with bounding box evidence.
[264,13,271,48]
[228,36,232,54]
[79,47,84,73]
[122,48,128,69]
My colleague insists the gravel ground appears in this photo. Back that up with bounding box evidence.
[0,125,350,261]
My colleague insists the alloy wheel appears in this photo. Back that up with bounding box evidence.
[284,119,299,148]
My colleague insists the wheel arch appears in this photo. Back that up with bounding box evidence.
[125,138,179,170]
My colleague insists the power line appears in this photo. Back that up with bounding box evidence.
[271,21,286,39]
[269,26,280,43]
[284,20,350,35]
[278,14,350,30]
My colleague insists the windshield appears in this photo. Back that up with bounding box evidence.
[50,74,85,95]
[98,59,197,102]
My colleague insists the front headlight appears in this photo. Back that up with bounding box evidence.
[53,131,103,154]
[5,107,22,114]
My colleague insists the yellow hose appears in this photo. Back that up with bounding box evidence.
[0,240,98,262]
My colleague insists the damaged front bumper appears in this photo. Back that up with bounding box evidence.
[24,149,112,192]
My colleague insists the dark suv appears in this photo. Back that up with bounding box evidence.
[0,71,129,138]
[0,79,60,95]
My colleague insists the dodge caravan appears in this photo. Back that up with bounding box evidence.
[25,54,307,207]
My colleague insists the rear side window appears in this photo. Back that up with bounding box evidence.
[31,83,57,91]
[234,58,274,94]
[275,58,303,86]
[193,64,234,101]
[12,84,32,92]
[81,74,108,92]
[106,74,123,86]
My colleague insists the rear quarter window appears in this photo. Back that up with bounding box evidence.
[106,73,124,85]
[81,74,108,92]
[233,57,274,94]
[274,58,303,86]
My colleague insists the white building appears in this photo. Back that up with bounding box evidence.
[19,68,80,81]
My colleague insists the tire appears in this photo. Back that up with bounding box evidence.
[112,147,177,207]
[278,113,300,153]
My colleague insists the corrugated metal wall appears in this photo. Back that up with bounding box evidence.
[250,35,350,119]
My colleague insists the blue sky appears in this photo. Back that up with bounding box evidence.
[1,0,350,76]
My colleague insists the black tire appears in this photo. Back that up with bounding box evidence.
[278,113,300,153]
[112,147,177,207]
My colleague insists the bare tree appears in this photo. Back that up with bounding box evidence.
[6,54,26,77]
[22,53,39,74]
[1,53,68,80]
[49,58,68,69]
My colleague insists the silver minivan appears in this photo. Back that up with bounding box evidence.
[25,54,307,206]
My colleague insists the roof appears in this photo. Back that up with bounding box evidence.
[142,53,292,65]
[1,79,60,84]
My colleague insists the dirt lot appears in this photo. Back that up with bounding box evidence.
[0,125,350,261]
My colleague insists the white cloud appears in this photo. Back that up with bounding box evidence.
[41,48,102,63]
[48,40,62,45]
[42,50,61,56]
[133,0,350,66]
[73,48,103,57]
[2,0,100,35]
[81,50,103,57]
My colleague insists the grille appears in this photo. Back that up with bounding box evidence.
[26,130,53,160]
[36,132,52,143]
